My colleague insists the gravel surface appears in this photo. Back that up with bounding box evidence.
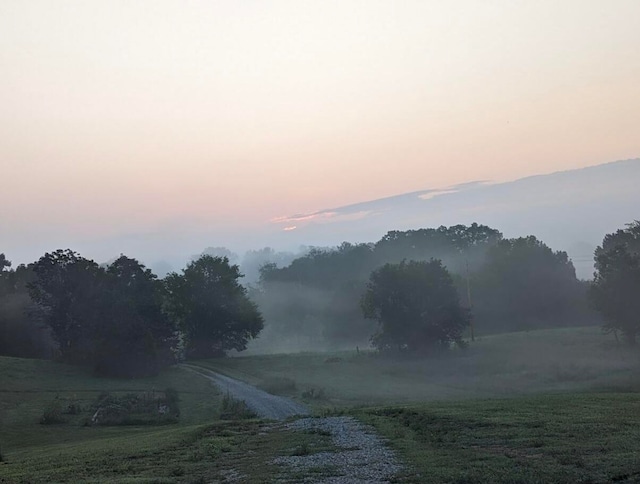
[183,365,403,482]
[274,416,404,483]
[181,364,309,420]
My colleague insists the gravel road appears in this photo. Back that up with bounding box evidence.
[181,364,309,420]
[182,364,404,482]
[274,416,404,483]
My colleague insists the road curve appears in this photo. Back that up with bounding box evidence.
[180,364,309,420]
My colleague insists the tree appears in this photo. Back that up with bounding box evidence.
[590,221,640,344]
[28,250,175,376]
[0,262,54,359]
[165,255,263,359]
[193,247,239,265]
[373,224,502,272]
[240,247,298,283]
[470,236,594,333]
[361,259,469,353]
[0,253,11,272]
[28,250,105,364]
[93,255,176,377]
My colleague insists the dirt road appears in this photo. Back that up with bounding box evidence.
[181,364,309,420]
[182,364,404,482]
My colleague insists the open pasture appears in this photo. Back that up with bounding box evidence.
[195,327,640,407]
[3,326,640,482]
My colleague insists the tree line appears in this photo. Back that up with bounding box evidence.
[253,223,598,351]
[1,220,638,374]
[0,251,262,377]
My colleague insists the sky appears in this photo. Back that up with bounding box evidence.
[2,1,640,265]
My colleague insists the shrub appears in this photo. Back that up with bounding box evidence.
[88,390,180,426]
[63,401,82,415]
[219,392,256,420]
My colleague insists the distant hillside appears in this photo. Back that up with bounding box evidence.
[270,158,640,279]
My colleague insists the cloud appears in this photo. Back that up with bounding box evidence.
[272,209,375,228]
[271,211,338,224]
[417,189,458,201]
[270,180,493,231]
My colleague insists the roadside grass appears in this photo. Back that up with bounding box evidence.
[191,326,640,409]
[355,392,640,483]
[0,418,338,483]
[0,356,338,483]
[220,391,257,420]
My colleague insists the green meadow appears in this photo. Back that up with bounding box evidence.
[3,326,640,483]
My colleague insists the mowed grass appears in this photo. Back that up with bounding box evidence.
[356,393,640,483]
[0,356,221,482]
[0,357,337,483]
[0,356,220,452]
[0,417,338,484]
[194,326,640,408]
[4,326,640,482]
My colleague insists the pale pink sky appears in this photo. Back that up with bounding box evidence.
[1,1,640,263]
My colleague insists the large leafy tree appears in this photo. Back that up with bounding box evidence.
[165,255,263,359]
[361,259,469,353]
[590,221,640,344]
[28,250,105,364]
[471,236,592,333]
[373,223,502,272]
[0,257,53,358]
[257,224,501,349]
[94,255,176,377]
[28,250,174,375]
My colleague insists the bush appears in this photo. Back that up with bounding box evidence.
[63,400,82,415]
[88,389,180,426]
[219,392,256,420]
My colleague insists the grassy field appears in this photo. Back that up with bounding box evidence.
[0,417,338,483]
[0,356,220,452]
[193,326,640,408]
[3,326,640,482]
[0,357,337,483]
[356,393,640,483]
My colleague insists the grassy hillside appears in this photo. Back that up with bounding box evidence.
[195,327,640,407]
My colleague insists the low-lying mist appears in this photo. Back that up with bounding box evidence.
[241,225,600,355]
[212,327,639,406]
